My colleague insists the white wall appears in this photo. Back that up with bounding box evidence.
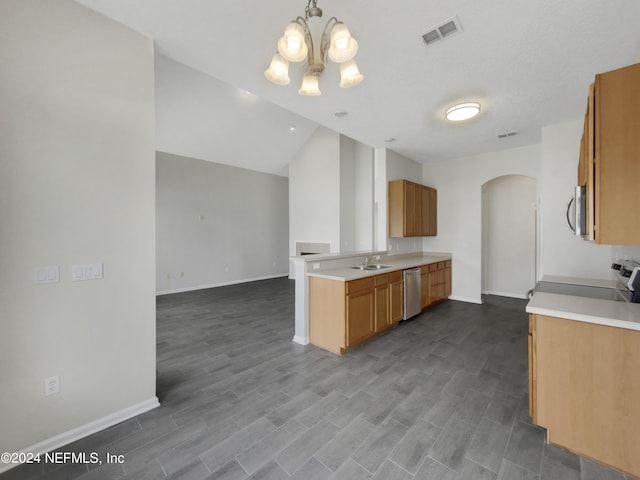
[482,175,537,298]
[355,142,374,251]
[0,0,156,457]
[340,136,356,252]
[289,127,341,276]
[385,149,426,255]
[156,152,289,294]
[423,145,541,303]
[538,120,640,276]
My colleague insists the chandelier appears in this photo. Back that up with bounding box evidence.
[264,0,364,96]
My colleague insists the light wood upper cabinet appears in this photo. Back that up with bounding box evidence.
[388,179,437,238]
[580,62,640,244]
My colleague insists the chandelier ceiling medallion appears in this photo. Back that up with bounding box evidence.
[264,0,364,96]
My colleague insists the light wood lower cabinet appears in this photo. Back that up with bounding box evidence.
[423,260,451,307]
[528,314,640,478]
[310,271,402,354]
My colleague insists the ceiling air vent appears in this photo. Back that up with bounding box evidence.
[421,16,463,46]
[497,131,519,139]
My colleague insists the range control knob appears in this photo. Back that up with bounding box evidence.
[611,263,622,270]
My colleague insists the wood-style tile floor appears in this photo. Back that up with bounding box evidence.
[1,278,629,480]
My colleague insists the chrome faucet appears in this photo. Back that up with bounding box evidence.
[364,256,371,266]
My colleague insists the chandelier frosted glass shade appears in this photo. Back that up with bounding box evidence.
[277,22,308,62]
[264,53,291,85]
[339,60,364,88]
[328,23,358,63]
[265,0,363,95]
[298,73,321,96]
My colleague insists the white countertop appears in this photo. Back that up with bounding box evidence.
[307,253,451,281]
[526,291,640,332]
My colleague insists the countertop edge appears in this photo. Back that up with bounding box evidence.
[526,292,640,332]
[307,254,452,281]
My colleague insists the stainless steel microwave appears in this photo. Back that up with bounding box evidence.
[566,185,587,236]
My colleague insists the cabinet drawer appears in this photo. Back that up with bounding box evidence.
[420,265,430,275]
[374,273,389,286]
[346,277,374,294]
[428,263,438,272]
[437,261,445,270]
[445,260,451,268]
[389,270,402,282]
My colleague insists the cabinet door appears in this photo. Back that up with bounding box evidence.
[428,188,438,236]
[578,114,588,187]
[388,180,405,238]
[346,290,374,347]
[390,279,403,324]
[593,63,640,244]
[420,271,429,309]
[532,314,640,477]
[374,283,390,332]
[528,315,537,420]
[444,263,452,297]
[405,181,416,236]
[414,184,422,237]
[421,185,430,236]
[429,271,438,304]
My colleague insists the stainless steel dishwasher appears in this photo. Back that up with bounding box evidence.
[403,267,421,320]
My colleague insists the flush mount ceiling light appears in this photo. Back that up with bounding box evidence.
[264,0,364,96]
[445,102,481,121]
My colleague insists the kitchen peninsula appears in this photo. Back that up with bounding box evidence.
[291,251,452,353]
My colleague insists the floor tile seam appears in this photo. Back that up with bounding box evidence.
[347,418,412,475]
[424,454,460,475]
[195,431,252,472]
[310,454,336,474]
[98,419,181,462]
[119,419,209,474]
[504,419,545,477]
[234,420,308,476]
[168,390,238,424]
[463,451,502,476]
[385,454,422,477]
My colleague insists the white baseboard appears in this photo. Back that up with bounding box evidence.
[156,274,289,296]
[483,290,528,300]
[448,295,483,304]
[292,335,310,345]
[0,397,159,474]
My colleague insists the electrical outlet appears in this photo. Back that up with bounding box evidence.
[312,263,320,270]
[45,376,59,396]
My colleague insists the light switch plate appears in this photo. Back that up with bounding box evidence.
[35,266,59,284]
[72,263,103,281]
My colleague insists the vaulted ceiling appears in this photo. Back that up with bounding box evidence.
[76,0,640,176]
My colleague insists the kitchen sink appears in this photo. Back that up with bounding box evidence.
[350,264,392,271]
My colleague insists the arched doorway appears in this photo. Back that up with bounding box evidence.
[481,175,537,298]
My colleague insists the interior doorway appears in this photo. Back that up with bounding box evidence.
[481,175,537,298]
